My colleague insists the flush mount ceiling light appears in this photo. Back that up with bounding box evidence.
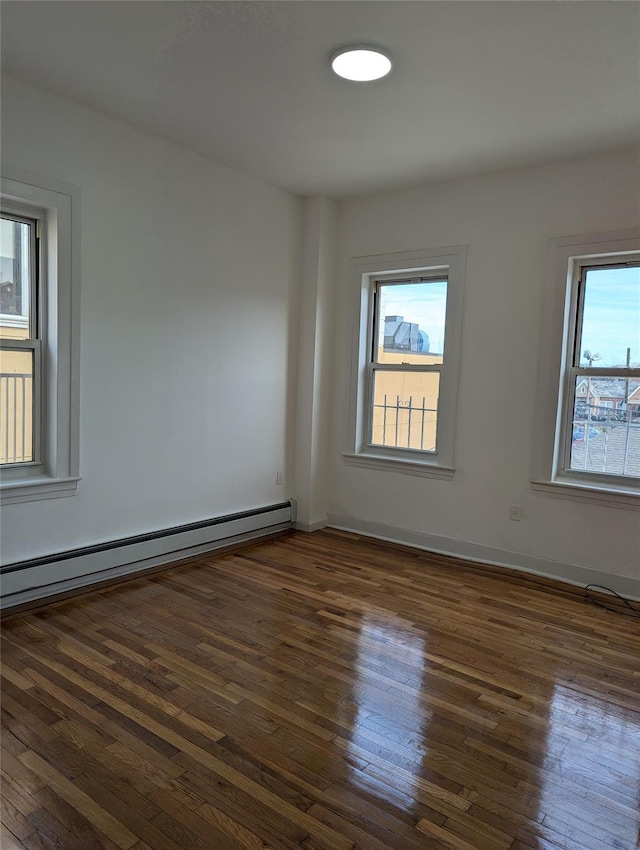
[330,45,392,82]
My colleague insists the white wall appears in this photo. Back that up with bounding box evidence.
[294,196,337,531]
[1,78,300,564]
[330,149,640,592]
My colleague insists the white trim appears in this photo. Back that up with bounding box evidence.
[295,517,329,532]
[532,229,640,504]
[531,479,639,509]
[0,476,80,504]
[1,168,81,504]
[328,514,640,601]
[346,245,467,476]
[342,451,455,479]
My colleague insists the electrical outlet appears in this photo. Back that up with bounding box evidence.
[276,471,284,486]
[509,504,521,521]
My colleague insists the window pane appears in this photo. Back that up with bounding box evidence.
[579,266,640,368]
[371,371,439,452]
[569,376,640,477]
[0,217,31,340]
[0,348,34,464]
[375,281,447,365]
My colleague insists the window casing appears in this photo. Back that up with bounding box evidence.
[345,246,467,478]
[533,230,640,507]
[0,170,80,504]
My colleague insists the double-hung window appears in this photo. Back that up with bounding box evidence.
[0,169,80,504]
[368,275,446,454]
[1,210,41,467]
[345,246,467,478]
[534,230,640,504]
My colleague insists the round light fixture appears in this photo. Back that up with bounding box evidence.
[330,45,392,82]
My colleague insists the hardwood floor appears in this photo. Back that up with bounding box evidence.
[1,528,639,850]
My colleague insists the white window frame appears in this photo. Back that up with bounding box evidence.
[0,169,81,504]
[344,246,468,478]
[532,229,640,508]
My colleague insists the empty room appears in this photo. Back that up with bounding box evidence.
[1,2,639,849]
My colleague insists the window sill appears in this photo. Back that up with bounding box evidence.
[0,476,80,505]
[343,452,455,479]
[531,478,640,510]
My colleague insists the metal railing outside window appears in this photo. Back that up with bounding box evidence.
[372,394,438,452]
[0,372,34,464]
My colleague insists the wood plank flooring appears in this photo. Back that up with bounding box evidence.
[1,528,639,850]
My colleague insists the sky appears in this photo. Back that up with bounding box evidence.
[581,266,640,368]
[379,280,447,354]
[379,267,640,368]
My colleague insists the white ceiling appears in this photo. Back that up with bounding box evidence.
[2,1,639,198]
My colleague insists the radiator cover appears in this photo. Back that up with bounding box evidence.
[1,500,295,609]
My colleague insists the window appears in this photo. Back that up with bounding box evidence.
[345,246,467,477]
[0,170,80,504]
[1,212,40,466]
[369,277,446,454]
[565,262,639,480]
[533,230,640,506]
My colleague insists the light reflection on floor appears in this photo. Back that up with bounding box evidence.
[342,615,640,848]
[345,615,427,804]
[538,683,640,850]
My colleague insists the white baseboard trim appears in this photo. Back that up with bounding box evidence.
[1,502,294,610]
[328,513,640,601]
[295,517,329,533]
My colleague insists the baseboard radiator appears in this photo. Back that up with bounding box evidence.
[1,500,296,610]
